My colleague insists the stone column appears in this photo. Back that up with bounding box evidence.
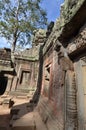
[65,70,77,130]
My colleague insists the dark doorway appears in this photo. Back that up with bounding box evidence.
[0,76,8,95]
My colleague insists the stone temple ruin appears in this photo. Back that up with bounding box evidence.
[0,0,86,130]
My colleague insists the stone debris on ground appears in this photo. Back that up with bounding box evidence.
[0,95,30,130]
[0,95,47,130]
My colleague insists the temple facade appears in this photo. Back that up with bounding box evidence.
[0,48,14,95]
[0,0,86,130]
[35,0,86,130]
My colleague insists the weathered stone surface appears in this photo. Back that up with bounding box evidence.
[61,0,85,23]
[2,98,14,108]
[39,0,86,130]
[10,108,20,118]
[0,48,14,95]
[32,29,46,46]
[0,48,14,73]
[15,46,39,61]
[0,0,86,130]
[65,71,77,130]
[10,46,39,93]
[12,112,35,130]
[68,25,86,53]
[0,48,11,60]
[34,112,47,130]
[46,21,54,38]
[36,96,64,130]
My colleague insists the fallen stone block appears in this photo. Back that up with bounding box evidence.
[2,98,12,108]
[0,95,8,98]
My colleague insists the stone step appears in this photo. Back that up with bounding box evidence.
[15,96,28,99]
[16,87,36,94]
[16,88,30,93]
[9,91,34,100]
[0,95,10,105]
[9,91,28,97]
[12,112,35,130]
[0,95,8,98]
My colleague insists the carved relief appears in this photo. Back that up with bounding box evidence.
[65,70,77,130]
[0,60,11,67]
[65,0,78,9]
[68,26,86,53]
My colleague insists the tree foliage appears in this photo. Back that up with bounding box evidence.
[0,0,47,51]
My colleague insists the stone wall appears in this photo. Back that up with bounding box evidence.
[10,29,46,96]
[10,47,39,93]
[0,48,14,94]
[0,0,86,129]
[67,24,86,130]
[36,0,86,130]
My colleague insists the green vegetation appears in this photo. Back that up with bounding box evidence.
[0,0,47,51]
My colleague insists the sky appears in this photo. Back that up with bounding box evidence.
[41,0,64,22]
[0,0,64,49]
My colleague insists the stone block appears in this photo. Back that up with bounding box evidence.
[2,98,12,108]
[0,95,8,98]
[12,112,35,130]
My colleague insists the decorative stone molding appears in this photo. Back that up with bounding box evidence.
[65,70,77,130]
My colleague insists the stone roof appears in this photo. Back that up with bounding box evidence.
[32,29,46,46]
[0,48,14,73]
[0,48,11,61]
[43,0,86,54]
[14,46,40,61]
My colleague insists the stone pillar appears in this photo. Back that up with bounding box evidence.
[5,76,13,92]
[65,70,77,130]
